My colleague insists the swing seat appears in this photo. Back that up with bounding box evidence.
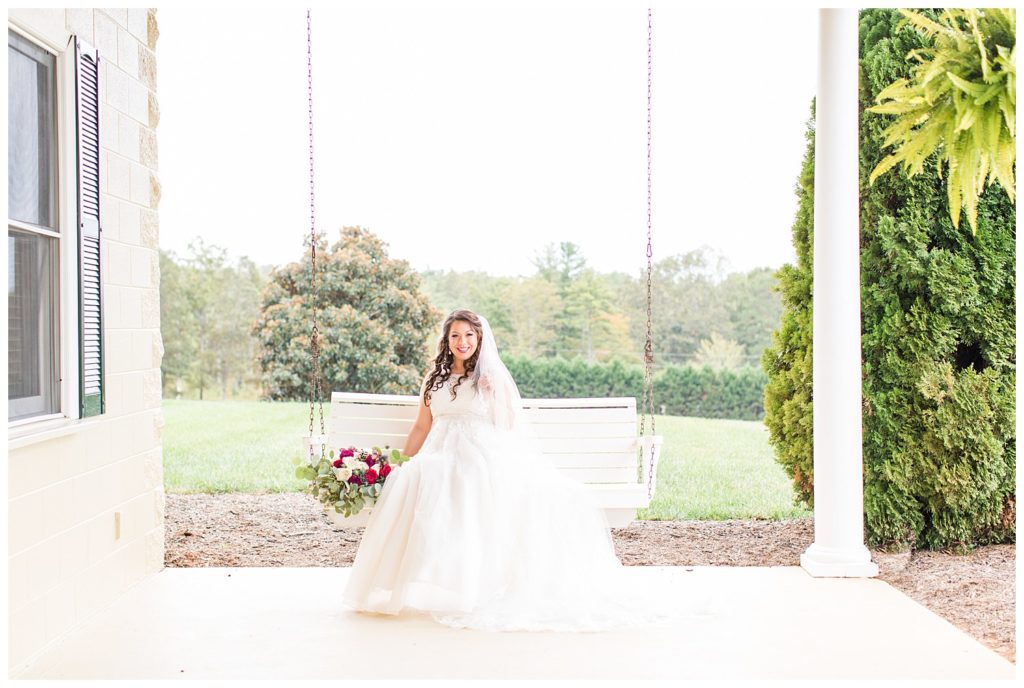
[321,392,663,529]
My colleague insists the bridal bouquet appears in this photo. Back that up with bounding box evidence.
[294,445,410,518]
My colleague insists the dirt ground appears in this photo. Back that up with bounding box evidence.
[164,492,1015,664]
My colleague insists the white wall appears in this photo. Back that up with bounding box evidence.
[7,8,164,676]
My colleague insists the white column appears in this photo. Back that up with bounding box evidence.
[801,8,879,578]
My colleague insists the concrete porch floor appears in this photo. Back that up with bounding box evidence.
[14,565,1015,680]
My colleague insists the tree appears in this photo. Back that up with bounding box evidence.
[158,249,195,395]
[159,240,267,399]
[693,332,745,371]
[867,8,1016,234]
[719,267,783,365]
[254,226,440,399]
[765,10,1015,551]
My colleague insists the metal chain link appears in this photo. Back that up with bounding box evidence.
[639,7,657,501]
[307,9,326,462]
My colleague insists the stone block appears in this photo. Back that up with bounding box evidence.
[148,90,160,128]
[102,8,127,28]
[127,76,149,124]
[118,200,141,245]
[74,467,117,526]
[121,286,144,329]
[26,538,61,600]
[150,171,162,209]
[153,331,166,368]
[145,527,165,573]
[100,104,118,150]
[147,9,160,50]
[106,240,132,286]
[118,110,141,161]
[40,478,76,541]
[116,26,138,78]
[8,551,29,612]
[106,328,132,373]
[8,599,45,670]
[141,288,160,328]
[139,44,157,91]
[100,190,119,240]
[102,364,123,415]
[101,284,122,330]
[9,491,45,555]
[95,16,122,87]
[140,126,158,170]
[58,524,90,584]
[143,369,162,409]
[66,8,94,45]
[130,246,154,288]
[42,578,76,644]
[121,371,145,413]
[106,152,130,200]
[121,454,149,502]
[129,162,150,207]
[140,208,159,248]
[127,8,148,42]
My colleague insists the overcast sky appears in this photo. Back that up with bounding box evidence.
[156,1,817,278]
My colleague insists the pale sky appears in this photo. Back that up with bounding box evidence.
[157,1,817,278]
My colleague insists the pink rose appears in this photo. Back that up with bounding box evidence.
[366,455,376,468]
[340,448,355,458]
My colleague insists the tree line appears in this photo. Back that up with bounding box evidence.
[159,228,783,405]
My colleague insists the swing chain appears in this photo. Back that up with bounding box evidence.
[639,7,656,501]
[307,9,326,461]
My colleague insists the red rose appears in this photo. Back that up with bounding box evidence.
[340,448,355,458]
[332,458,344,468]
[365,468,378,483]
[347,473,362,485]
[380,463,392,478]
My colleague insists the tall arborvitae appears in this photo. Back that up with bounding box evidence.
[764,9,1016,551]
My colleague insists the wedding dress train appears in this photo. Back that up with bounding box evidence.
[341,375,714,632]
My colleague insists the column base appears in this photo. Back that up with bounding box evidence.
[800,541,880,578]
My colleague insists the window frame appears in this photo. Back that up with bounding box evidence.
[8,22,83,435]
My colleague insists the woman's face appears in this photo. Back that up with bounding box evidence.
[448,320,479,365]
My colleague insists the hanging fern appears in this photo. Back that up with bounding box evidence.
[867,8,1016,235]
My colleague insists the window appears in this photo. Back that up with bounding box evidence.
[8,26,104,427]
[8,29,60,422]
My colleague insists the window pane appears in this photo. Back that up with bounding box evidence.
[8,228,59,421]
[8,30,57,230]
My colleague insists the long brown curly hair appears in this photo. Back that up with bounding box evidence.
[423,309,483,405]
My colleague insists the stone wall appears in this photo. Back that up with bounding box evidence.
[7,8,164,676]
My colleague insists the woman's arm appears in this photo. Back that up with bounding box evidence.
[402,378,433,457]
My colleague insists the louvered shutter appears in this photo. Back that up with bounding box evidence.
[75,38,103,417]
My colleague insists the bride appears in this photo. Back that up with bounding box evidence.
[342,308,710,632]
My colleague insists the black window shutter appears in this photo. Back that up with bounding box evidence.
[75,37,103,417]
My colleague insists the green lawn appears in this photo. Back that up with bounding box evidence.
[162,399,812,521]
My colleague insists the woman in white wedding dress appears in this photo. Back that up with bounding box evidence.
[342,309,711,632]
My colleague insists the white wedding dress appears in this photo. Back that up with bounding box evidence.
[342,374,712,632]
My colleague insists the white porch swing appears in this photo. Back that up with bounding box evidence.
[301,9,663,529]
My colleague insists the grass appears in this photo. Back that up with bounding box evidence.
[162,399,812,521]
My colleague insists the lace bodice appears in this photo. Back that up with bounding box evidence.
[428,374,489,420]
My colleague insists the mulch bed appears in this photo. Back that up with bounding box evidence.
[164,492,1015,663]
